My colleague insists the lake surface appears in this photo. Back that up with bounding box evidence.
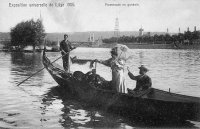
[0,48,200,128]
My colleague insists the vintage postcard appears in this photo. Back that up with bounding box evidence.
[0,0,200,128]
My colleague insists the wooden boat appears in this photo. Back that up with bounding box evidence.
[42,49,200,122]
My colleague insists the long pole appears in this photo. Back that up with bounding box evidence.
[16,50,70,86]
[94,61,97,74]
[16,42,84,87]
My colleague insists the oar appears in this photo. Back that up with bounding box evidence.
[16,41,86,86]
[16,50,71,87]
[127,66,130,72]
[94,61,97,74]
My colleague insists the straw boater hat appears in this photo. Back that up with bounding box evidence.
[138,65,149,72]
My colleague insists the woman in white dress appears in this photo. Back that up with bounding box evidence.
[94,48,126,93]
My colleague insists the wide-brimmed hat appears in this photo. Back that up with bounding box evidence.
[138,65,149,72]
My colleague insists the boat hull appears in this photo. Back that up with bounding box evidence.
[64,80,200,121]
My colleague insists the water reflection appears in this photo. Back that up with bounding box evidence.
[138,51,144,65]
[10,52,44,86]
[41,85,197,128]
[41,86,125,128]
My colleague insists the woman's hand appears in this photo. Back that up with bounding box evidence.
[94,59,98,62]
[90,59,98,68]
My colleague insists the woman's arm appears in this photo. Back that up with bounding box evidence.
[95,59,111,67]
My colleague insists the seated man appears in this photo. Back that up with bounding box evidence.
[127,65,152,92]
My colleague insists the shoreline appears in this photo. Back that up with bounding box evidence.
[2,42,198,52]
[98,43,176,49]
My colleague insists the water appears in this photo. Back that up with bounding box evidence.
[0,48,200,128]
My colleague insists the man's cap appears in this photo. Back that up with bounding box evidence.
[64,34,68,37]
[138,65,149,72]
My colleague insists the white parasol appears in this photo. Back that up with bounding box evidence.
[112,44,130,61]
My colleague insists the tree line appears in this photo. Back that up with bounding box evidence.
[102,31,200,44]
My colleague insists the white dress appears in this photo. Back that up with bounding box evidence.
[103,58,126,93]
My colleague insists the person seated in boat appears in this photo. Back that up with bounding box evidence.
[93,48,126,93]
[85,69,105,84]
[127,65,152,93]
[60,34,76,72]
[73,69,110,89]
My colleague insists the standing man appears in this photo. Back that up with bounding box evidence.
[60,34,76,72]
[127,65,152,92]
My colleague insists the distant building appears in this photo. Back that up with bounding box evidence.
[57,38,59,47]
[194,26,197,32]
[114,17,119,38]
[139,27,144,37]
[147,32,151,37]
[187,27,190,32]
[91,38,103,47]
[88,33,95,42]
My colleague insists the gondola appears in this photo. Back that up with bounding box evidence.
[42,49,200,122]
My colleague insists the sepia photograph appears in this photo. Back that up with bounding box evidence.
[0,0,200,128]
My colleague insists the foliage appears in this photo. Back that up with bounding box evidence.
[10,19,46,50]
[1,40,11,49]
[103,31,200,44]
[45,40,58,47]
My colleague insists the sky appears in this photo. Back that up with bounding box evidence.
[0,0,200,33]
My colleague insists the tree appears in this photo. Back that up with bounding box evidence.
[102,30,200,44]
[184,31,193,44]
[164,34,172,43]
[177,33,184,43]
[10,19,46,51]
[153,34,159,43]
[192,31,200,40]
